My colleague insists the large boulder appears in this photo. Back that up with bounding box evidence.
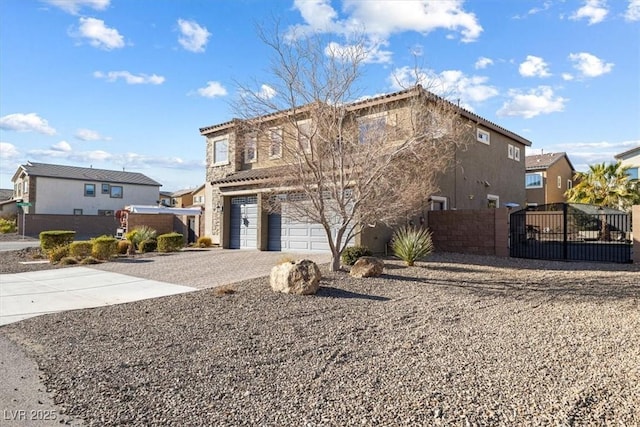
[350,256,384,278]
[270,259,321,295]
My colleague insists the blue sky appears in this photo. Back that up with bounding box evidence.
[1,0,639,192]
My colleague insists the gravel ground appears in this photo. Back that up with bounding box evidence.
[1,248,639,426]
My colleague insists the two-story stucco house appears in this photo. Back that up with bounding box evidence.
[200,88,532,252]
[614,146,640,180]
[11,162,161,216]
[525,152,576,206]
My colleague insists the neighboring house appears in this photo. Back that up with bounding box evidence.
[614,146,640,180]
[200,87,532,252]
[0,188,17,218]
[11,162,162,215]
[191,184,205,207]
[159,191,172,207]
[525,152,575,206]
[170,188,195,208]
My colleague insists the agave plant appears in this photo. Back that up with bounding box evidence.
[125,226,157,254]
[391,226,434,266]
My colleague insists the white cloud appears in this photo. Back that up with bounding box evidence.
[561,73,574,81]
[390,66,498,108]
[72,17,125,50]
[497,86,567,119]
[75,128,110,141]
[94,71,165,85]
[474,57,493,69]
[0,142,20,160]
[42,0,110,15]
[325,40,392,64]
[519,55,551,78]
[570,0,609,25]
[0,113,56,135]
[177,19,211,53]
[568,52,614,77]
[196,81,228,98]
[290,0,482,42]
[257,84,276,100]
[513,1,552,19]
[626,0,640,21]
[52,141,72,152]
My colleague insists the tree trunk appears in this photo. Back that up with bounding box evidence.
[331,253,341,272]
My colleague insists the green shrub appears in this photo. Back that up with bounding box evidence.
[0,217,17,233]
[79,256,100,265]
[125,226,157,254]
[138,239,157,253]
[40,231,75,253]
[117,240,131,255]
[59,256,79,265]
[91,235,117,260]
[48,245,69,263]
[341,245,373,266]
[157,232,184,252]
[196,236,212,248]
[69,241,93,258]
[391,226,434,266]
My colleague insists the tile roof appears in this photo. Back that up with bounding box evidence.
[0,189,13,200]
[15,162,161,186]
[212,166,289,185]
[525,152,574,171]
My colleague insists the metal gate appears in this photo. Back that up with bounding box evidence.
[510,203,632,263]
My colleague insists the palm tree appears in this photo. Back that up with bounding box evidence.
[565,161,639,240]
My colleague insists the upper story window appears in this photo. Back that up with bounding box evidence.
[557,176,562,189]
[297,120,312,153]
[514,146,521,161]
[22,179,29,194]
[526,173,543,189]
[508,144,514,159]
[358,114,386,144]
[269,127,283,159]
[627,167,639,180]
[193,195,204,204]
[110,185,123,198]
[477,128,490,145]
[487,194,499,209]
[245,134,257,163]
[85,183,96,197]
[567,179,573,190]
[213,138,229,165]
[101,183,110,194]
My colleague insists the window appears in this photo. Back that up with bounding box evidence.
[358,114,386,144]
[193,195,204,204]
[245,134,257,163]
[508,144,514,159]
[567,179,573,190]
[514,146,521,161]
[171,198,178,206]
[297,120,312,153]
[627,167,639,180]
[213,138,229,165]
[477,128,490,145]
[429,196,447,211]
[110,185,123,198]
[101,183,110,194]
[85,183,96,197]
[269,127,283,159]
[557,176,562,189]
[98,210,114,216]
[73,209,83,215]
[526,173,543,189]
[23,179,29,194]
[487,194,499,208]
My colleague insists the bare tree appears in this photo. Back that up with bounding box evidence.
[234,28,473,271]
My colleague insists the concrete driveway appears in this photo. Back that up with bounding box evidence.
[0,240,39,252]
[0,248,331,326]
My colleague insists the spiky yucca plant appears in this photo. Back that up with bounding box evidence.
[391,226,434,266]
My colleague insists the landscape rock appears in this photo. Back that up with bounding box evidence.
[350,256,384,278]
[270,259,321,295]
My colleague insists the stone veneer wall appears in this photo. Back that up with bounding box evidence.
[427,208,509,257]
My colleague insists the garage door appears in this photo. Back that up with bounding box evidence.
[229,196,258,249]
[268,203,352,252]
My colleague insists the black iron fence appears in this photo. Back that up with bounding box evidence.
[510,203,632,263]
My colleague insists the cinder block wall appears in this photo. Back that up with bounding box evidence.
[127,214,174,235]
[21,214,119,239]
[427,208,508,257]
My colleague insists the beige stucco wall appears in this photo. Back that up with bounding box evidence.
[526,157,574,206]
[634,205,640,264]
